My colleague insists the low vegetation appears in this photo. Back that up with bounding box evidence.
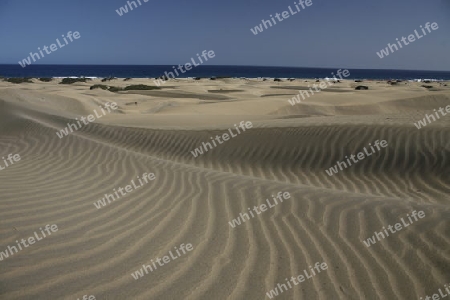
[60,77,91,84]
[90,84,109,90]
[89,84,160,92]
[108,86,123,92]
[101,77,116,82]
[157,75,169,81]
[4,77,33,84]
[123,84,160,91]
[39,78,53,82]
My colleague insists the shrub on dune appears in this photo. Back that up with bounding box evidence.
[89,84,159,92]
[89,84,124,92]
[123,84,160,91]
[108,86,123,92]
[101,77,116,82]
[90,84,109,90]
[60,77,91,84]
[5,77,33,84]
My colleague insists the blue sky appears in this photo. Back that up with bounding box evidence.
[0,0,449,70]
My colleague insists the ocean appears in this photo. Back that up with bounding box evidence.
[1,64,449,81]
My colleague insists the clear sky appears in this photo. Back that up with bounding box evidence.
[0,0,449,70]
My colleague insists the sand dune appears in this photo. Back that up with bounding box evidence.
[0,78,449,299]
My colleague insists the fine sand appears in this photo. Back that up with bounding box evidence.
[0,78,449,300]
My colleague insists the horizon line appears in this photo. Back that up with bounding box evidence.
[0,64,449,73]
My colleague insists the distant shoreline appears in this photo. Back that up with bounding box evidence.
[1,77,448,83]
[1,65,450,81]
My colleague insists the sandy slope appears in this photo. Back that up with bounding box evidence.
[0,78,449,300]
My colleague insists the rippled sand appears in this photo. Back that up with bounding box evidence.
[0,78,449,299]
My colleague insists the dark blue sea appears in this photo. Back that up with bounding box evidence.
[1,64,449,81]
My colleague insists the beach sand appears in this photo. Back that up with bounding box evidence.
[0,78,449,299]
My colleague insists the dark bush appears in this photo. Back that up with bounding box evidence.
[355,85,369,90]
[108,86,123,92]
[90,84,128,92]
[155,75,169,81]
[101,77,116,82]
[38,78,53,82]
[5,77,33,84]
[90,84,109,90]
[123,84,160,91]
[60,78,91,84]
